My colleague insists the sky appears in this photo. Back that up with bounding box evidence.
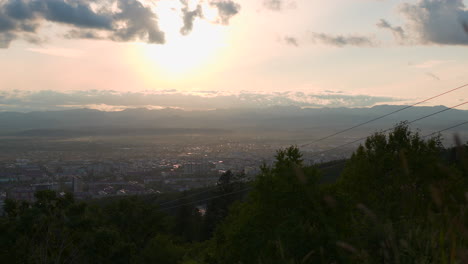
[0,0,467,111]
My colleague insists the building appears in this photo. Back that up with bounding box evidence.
[183,162,210,175]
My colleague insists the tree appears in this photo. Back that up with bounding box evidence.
[335,123,468,263]
[202,170,247,240]
[210,146,343,263]
[337,122,458,219]
[172,192,203,242]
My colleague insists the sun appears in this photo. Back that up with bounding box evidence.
[132,0,228,78]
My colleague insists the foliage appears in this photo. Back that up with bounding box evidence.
[0,193,190,263]
[209,146,345,263]
[202,170,247,240]
[207,125,468,263]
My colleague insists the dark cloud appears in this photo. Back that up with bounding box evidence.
[0,0,243,47]
[64,29,104,40]
[263,0,296,11]
[0,31,15,48]
[283,36,298,47]
[0,0,41,47]
[397,0,468,45]
[0,0,166,48]
[210,0,241,25]
[0,0,113,30]
[310,32,377,47]
[180,0,203,36]
[426,72,440,81]
[376,19,406,43]
[264,0,282,11]
[111,0,165,44]
[0,89,403,112]
[36,0,114,29]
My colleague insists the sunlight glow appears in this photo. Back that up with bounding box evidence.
[134,0,228,78]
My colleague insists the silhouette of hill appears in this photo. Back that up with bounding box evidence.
[0,105,466,137]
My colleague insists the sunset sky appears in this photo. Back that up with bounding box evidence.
[0,0,467,111]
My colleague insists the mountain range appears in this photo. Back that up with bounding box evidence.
[0,105,466,138]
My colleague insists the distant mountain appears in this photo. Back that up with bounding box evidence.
[7,128,229,137]
[0,105,466,136]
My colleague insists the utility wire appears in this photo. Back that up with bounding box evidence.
[158,109,468,211]
[314,121,468,169]
[157,84,468,207]
[159,187,253,211]
[158,184,223,206]
[407,102,467,124]
[423,121,468,138]
[300,83,468,147]
[159,178,248,206]
[307,101,467,160]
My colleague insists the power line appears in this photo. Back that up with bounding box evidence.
[300,83,468,147]
[306,101,467,160]
[158,184,222,206]
[159,177,248,206]
[407,101,467,124]
[313,121,468,169]
[157,94,468,209]
[423,121,468,138]
[159,187,253,211]
[158,85,467,205]
[158,107,468,212]
[309,121,468,173]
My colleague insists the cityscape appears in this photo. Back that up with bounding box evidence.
[0,136,359,209]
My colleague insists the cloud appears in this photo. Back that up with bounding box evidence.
[425,72,440,81]
[0,89,404,112]
[210,0,241,25]
[310,32,377,47]
[0,0,244,47]
[180,0,203,36]
[410,59,452,68]
[0,31,15,48]
[264,0,282,11]
[283,36,298,47]
[0,0,166,48]
[395,0,468,45]
[64,29,104,40]
[35,0,114,29]
[26,47,84,58]
[376,19,406,43]
[263,0,296,11]
[111,0,165,43]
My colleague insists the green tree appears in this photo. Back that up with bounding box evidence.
[335,123,468,263]
[210,146,343,263]
[170,191,204,242]
[202,170,247,240]
[135,234,186,264]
